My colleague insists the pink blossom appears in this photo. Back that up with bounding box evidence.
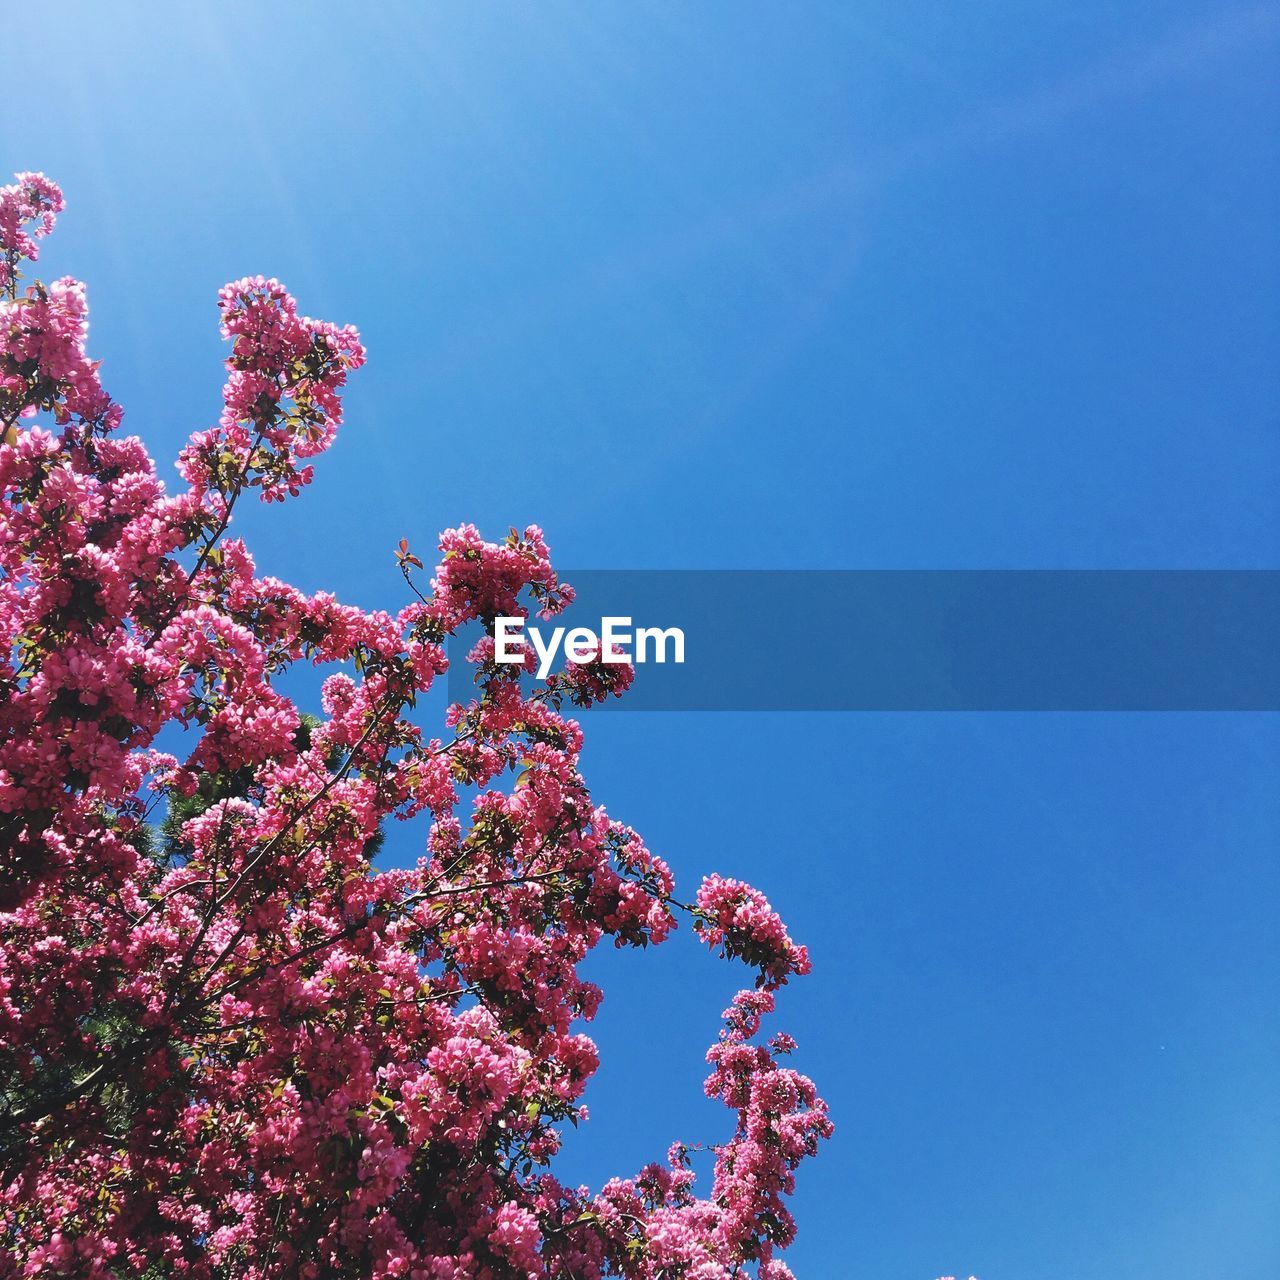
[0,173,829,1278]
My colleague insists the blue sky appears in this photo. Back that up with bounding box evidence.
[8,3,1279,1276]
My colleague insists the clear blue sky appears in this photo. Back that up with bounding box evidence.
[9,3,1279,1276]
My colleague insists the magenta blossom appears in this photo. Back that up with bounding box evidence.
[0,173,829,1279]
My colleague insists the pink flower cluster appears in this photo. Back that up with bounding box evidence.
[0,174,829,1279]
[2,275,120,431]
[0,172,62,293]
[551,643,636,708]
[694,876,812,989]
[177,275,365,503]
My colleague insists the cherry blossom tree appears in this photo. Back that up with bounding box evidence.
[0,173,829,1280]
